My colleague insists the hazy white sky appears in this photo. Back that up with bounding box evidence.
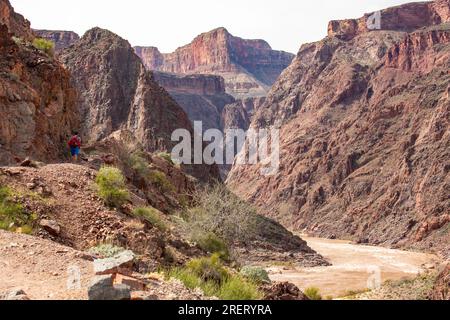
[11,0,422,53]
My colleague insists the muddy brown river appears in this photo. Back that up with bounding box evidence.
[267,236,440,298]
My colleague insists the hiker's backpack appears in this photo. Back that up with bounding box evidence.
[68,135,81,147]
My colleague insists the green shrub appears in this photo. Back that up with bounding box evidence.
[167,254,263,300]
[0,186,36,234]
[95,166,129,208]
[128,151,150,179]
[88,243,125,258]
[133,207,167,232]
[148,170,175,193]
[193,232,230,261]
[240,266,271,284]
[158,152,174,165]
[218,276,263,300]
[32,38,54,56]
[167,267,201,289]
[187,254,229,284]
[304,287,322,300]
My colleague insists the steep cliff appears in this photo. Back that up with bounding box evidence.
[60,28,219,181]
[0,0,33,40]
[0,1,78,165]
[33,29,80,52]
[135,27,294,98]
[153,72,234,131]
[328,0,450,41]
[227,0,450,257]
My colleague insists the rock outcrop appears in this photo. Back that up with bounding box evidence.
[328,0,450,41]
[135,27,294,98]
[428,264,450,300]
[227,0,450,256]
[0,0,33,40]
[60,27,219,181]
[33,29,80,52]
[0,0,79,165]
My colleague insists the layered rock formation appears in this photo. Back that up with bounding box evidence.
[0,0,78,165]
[153,71,234,131]
[60,27,219,181]
[227,0,450,256]
[328,0,450,41]
[33,29,80,52]
[135,27,294,98]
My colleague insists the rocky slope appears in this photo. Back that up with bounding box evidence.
[0,0,33,40]
[59,27,219,181]
[33,29,80,52]
[227,0,450,257]
[135,27,294,99]
[0,1,78,165]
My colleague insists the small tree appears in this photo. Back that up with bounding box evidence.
[95,167,129,208]
[184,184,258,248]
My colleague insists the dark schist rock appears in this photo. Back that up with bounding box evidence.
[227,0,450,256]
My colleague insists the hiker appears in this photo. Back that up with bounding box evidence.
[68,132,82,162]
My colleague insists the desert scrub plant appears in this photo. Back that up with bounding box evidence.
[95,166,129,208]
[186,254,229,284]
[219,275,263,300]
[166,254,263,300]
[32,38,55,56]
[88,243,125,258]
[148,170,175,193]
[128,150,150,179]
[183,184,258,249]
[157,152,174,165]
[239,266,271,285]
[0,186,36,234]
[304,286,323,300]
[192,232,230,261]
[132,207,167,232]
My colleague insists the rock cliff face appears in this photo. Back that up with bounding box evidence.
[60,28,219,181]
[227,0,450,257]
[328,0,450,41]
[135,28,294,98]
[0,0,33,40]
[153,72,234,131]
[33,29,80,52]
[0,1,78,165]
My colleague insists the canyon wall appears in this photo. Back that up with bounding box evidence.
[135,27,294,99]
[0,0,79,164]
[227,0,450,257]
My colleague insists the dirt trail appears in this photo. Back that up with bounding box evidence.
[268,236,441,298]
[0,230,94,300]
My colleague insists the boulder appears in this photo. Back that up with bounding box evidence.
[0,289,30,300]
[94,250,135,275]
[114,274,146,291]
[39,219,61,236]
[263,282,309,300]
[88,275,131,300]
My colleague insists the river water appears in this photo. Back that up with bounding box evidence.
[267,236,440,298]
